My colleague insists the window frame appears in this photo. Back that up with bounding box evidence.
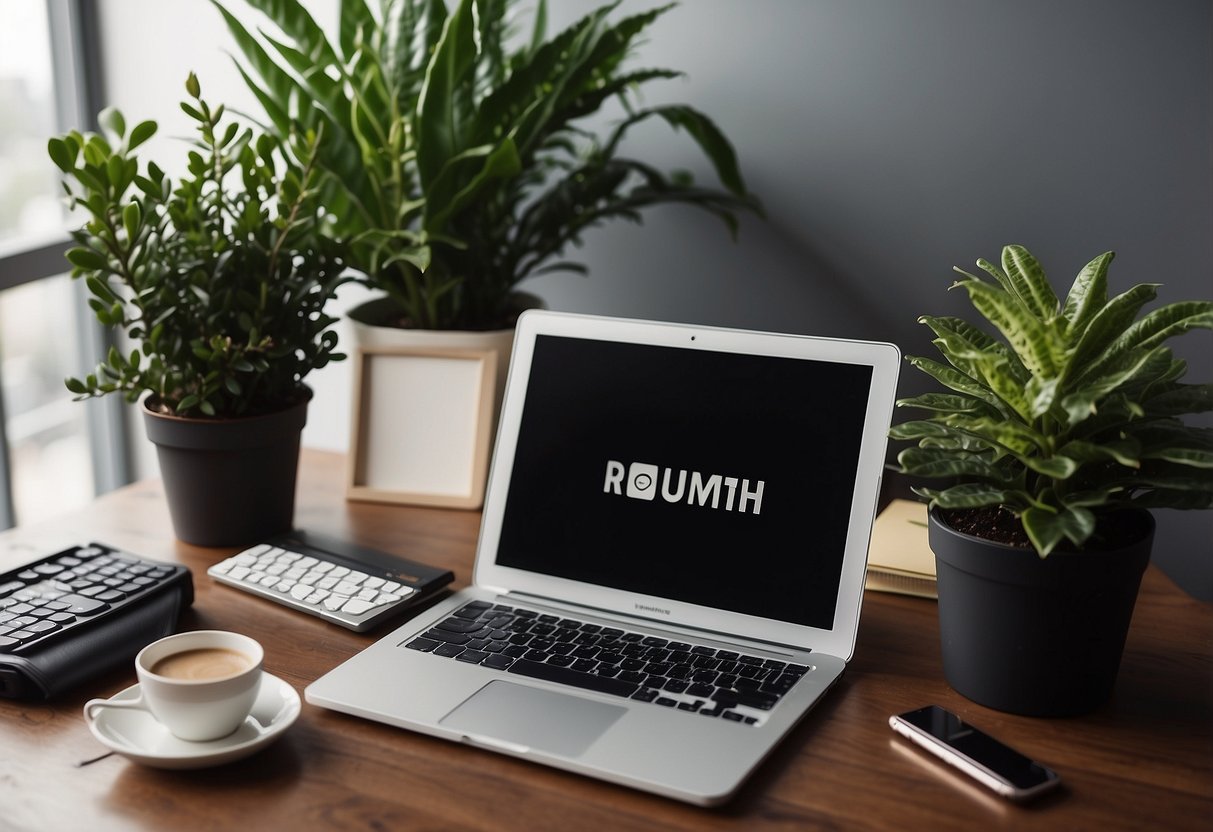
[0,0,131,529]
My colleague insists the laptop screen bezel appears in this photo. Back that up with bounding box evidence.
[473,311,900,660]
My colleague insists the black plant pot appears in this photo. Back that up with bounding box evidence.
[929,506,1153,717]
[142,390,311,547]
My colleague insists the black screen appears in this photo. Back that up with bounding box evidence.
[495,335,873,629]
[901,706,1057,790]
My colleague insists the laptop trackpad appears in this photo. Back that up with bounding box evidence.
[440,680,626,758]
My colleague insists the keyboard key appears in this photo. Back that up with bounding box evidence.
[482,653,515,671]
[341,598,384,616]
[406,637,438,651]
[424,629,471,645]
[57,595,108,616]
[507,658,639,698]
[631,687,660,702]
[655,697,677,707]
[433,642,465,658]
[712,688,779,711]
[439,618,490,640]
[457,649,490,664]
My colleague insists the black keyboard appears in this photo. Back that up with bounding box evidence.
[405,601,811,725]
[0,543,193,698]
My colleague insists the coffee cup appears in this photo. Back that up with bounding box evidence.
[84,630,264,742]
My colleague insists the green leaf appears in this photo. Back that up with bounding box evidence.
[1058,439,1141,469]
[66,247,108,271]
[415,0,479,201]
[185,71,201,98]
[127,120,157,151]
[953,276,1061,378]
[99,107,126,139]
[887,420,953,441]
[1022,505,1096,556]
[1090,301,1213,374]
[1068,282,1159,372]
[1061,250,1112,336]
[919,483,1013,509]
[47,137,76,172]
[903,355,1010,417]
[424,138,522,234]
[649,105,748,198]
[1146,384,1213,417]
[1001,244,1059,319]
[85,275,116,304]
[1142,447,1213,469]
[895,392,995,415]
[897,447,1012,482]
[122,201,141,241]
[1021,454,1079,479]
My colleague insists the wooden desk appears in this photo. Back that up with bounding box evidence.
[1,450,1209,830]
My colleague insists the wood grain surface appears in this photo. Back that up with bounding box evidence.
[1,450,1209,831]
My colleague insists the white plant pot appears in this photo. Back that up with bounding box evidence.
[348,297,519,422]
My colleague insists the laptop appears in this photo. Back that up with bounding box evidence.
[306,310,900,805]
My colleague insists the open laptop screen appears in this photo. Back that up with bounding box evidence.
[494,334,873,630]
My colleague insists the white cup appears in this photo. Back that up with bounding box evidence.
[83,630,264,742]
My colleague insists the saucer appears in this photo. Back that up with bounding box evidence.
[85,673,300,769]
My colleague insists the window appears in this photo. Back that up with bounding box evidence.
[0,0,128,529]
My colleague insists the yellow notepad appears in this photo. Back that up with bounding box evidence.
[865,499,937,599]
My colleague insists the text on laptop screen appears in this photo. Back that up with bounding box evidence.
[495,334,873,630]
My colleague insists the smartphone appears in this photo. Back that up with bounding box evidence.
[889,705,1061,800]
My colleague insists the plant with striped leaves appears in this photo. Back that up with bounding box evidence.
[892,244,1213,556]
[212,0,760,330]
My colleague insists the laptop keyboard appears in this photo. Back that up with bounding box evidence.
[404,600,811,725]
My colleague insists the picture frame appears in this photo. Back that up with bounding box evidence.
[347,346,498,509]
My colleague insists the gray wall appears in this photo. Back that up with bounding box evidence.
[527,0,1213,598]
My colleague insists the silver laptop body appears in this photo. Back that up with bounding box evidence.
[306,311,900,805]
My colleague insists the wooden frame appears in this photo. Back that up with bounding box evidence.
[347,346,497,509]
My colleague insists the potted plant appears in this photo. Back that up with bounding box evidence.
[892,244,1212,716]
[49,74,346,546]
[211,0,760,444]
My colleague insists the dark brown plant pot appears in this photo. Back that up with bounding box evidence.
[929,506,1153,717]
[142,390,311,547]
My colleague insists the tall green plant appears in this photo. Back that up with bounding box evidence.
[50,74,346,417]
[892,245,1213,556]
[213,0,759,330]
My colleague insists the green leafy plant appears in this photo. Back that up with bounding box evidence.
[213,0,760,330]
[49,74,346,418]
[891,244,1213,556]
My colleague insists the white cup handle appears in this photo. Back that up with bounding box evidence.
[83,694,147,724]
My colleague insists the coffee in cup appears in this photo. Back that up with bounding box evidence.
[150,647,254,681]
[84,630,264,742]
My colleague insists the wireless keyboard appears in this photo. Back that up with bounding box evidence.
[208,531,454,632]
[0,543,193,699]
